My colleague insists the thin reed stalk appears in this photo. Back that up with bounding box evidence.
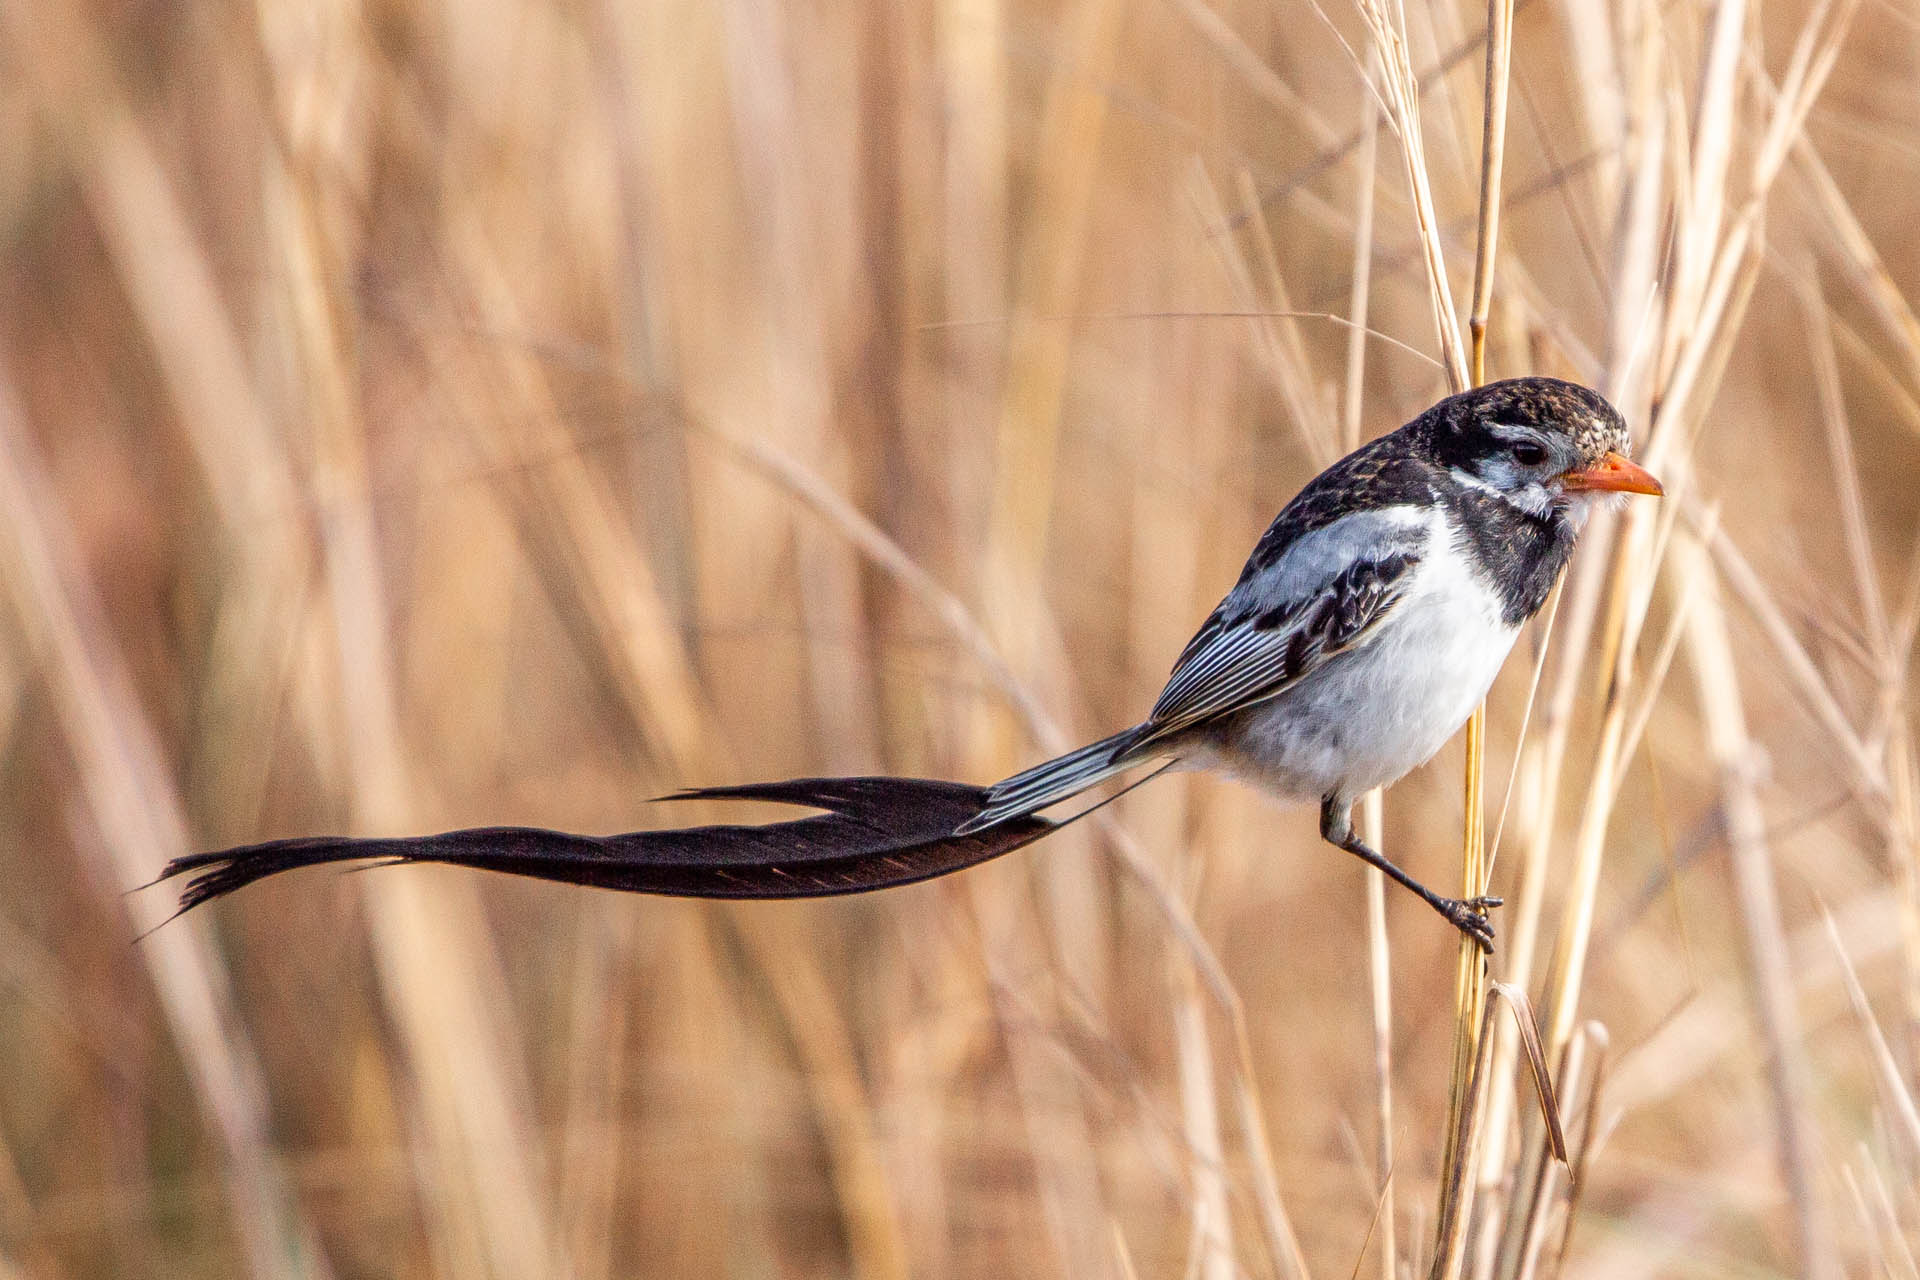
[1437,5,1516,1277]
[1345,81,1395,1280]
[1680,531,1839,1279]
[1357,0,1470,394]
[1361,791,1398,1280]
[0,364,332,1280]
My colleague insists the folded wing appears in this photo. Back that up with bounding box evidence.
[1142,532,1425,741]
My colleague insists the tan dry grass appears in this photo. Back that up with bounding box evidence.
[0,0,1917,1276]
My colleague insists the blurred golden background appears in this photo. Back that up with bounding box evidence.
[0,0,1915,1276]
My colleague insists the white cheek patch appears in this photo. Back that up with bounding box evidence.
[1514,483,1557,518]
[1452,464,1555,518]
[1450,465,1504,498]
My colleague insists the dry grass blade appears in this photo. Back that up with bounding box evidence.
[1655,0,1748,394]
[1344,82,1383,456]
[0,1118,55,1280]
[1356,0,1469,391]
[1794,243,1884,668]
[1466,0,1516,385]
[1187,169,1338,467]
[1823,912,1920,1158]
[705,424,1046,736]
[1859,1153,1920,1280]
[1438,705,1489,1211]
[720,0,883,775]
[1681,532,1840,1279]
[16,0,318,827]
[1174,957,1233,1280]
[1166,0,1336,147]
[1236,168,1340,470]
[270,45,568,1264]
[0,366,332,1279]
[736,920,911,1280]
[1246,0,1543,217]
[919,311,1438,369]
[1497,986,1568,1168]
[1791,270,1920,1068]
[1440,5,1514,1272]
[1703,523,1885,792]
[1545,1023,1612,1279]
[1650,0,1862,448]
[1484,583,1563,876]
[1229,1016,1313,1280]
[1362,792,1397,1280]
[1796,139,1920,401]
[1431,984,1567,1280]
[427,221,720,778]
[702,393,1301,1269]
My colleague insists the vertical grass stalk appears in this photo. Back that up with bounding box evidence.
[1435,3,1515,1275]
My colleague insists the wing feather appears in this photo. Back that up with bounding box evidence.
[1143,545,1423,738]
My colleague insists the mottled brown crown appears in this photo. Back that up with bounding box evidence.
[1424,376,1630,467]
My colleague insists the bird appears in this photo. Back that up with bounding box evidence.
[151,376,1661,953]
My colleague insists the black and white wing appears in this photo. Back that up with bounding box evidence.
[1139,507,1428,741]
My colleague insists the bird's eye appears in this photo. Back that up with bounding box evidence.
[1509,440,1547,466]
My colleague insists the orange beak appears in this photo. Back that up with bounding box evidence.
[1560,451,1664,496]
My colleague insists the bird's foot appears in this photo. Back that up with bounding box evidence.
[1437,895,1503,954]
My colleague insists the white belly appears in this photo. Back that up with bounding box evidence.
[1195,537,1519,805]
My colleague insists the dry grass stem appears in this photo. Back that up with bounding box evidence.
[1431,984,1566,1280]
[1466,0,1516,385]
[0,366,330,1279]
[1681,533,1839,1279]
[1357,0,1470,391]
[1437,4,1514,1271]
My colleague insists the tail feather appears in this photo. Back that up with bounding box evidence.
[149,738,1171,926]
[957,726,1150,834]
[150,777,1055,921]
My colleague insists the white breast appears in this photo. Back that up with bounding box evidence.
[1198,509,1519,806]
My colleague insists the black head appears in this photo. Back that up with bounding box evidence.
[1421,377,1658,518]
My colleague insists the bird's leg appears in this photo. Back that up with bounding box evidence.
[1319,797,1501,954]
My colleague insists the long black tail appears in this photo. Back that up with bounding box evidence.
[152,777,1056,921]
